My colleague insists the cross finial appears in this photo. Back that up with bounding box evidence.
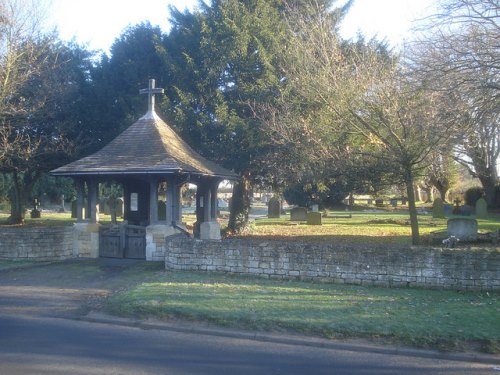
[139,79,164,114]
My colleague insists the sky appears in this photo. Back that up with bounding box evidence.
[49,0,439,54]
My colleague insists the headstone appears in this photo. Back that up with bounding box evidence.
[460,205,473,216]
[432,198,445,219]
[30,198,41,218]
[158,200,166,221]
[375,199,384,207]
[367,198,373,205]
[99,200,111,215]
[71,200,77,218]
[290,207,307,221]
[390,198,397,208]
[311,204,319,212]
[475,198,488,218]
[307,212,322,225]
[116,197,124,218]
[447,218,478,241]
[267,197,281,218]
[443,204,453,216]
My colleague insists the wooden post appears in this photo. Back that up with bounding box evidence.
[89,179,99,223]
[204,187,211,222]
[76,179,84,222]
[166,178,174,224]
[210,180,219,221]
[149,177,158,224]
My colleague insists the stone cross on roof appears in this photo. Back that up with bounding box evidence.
[139,79,164,113]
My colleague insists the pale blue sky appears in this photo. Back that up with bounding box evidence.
[49,0,438,54]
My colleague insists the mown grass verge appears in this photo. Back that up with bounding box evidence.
[105,271,500,353]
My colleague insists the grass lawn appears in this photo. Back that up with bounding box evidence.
[240,209,500,246]
[105,270,500,353]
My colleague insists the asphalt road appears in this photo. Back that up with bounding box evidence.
[0,313,496,375]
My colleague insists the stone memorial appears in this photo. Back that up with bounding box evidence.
[30,198,41,219]
[71,200,77,218]
[267,197,281,219]
[432,198,445,219]
[390,198,397,208]
[375,198,384,207]
[307,212,322,225]
[290,207,307,221]
[460,204,473,216]
[447,217,478,241]
[475,198,487,218]
[311,204,319,212]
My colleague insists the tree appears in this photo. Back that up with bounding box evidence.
[409,0,499,206]
[425,149,459,202]
[266,1,462,244]
[0,0,94,223]
[163,0,291,232]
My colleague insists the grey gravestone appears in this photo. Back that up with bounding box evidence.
[375,199,384,207]
[158,200,166,221]
[116,197,124,218]
[290,207,307,221]
[475,198,487,218]
[443,204,453,216]
[460,205,473,216]
[432,198,445,219]
[311,204,319,212]
[447,218,478,241]
[307,212,322,225]
[390,198,397,208]
[267,197,281,218]
[71,200,77,218]
[99,200,111,215]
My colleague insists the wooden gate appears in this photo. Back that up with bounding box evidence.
[99,224,146,259]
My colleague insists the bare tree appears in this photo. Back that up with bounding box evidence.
[261,0,464,244]
[409,0,499,206]
[0,0,76,224]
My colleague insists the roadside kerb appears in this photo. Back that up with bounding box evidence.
[81,311,500,366]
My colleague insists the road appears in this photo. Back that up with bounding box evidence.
[0,313,496,375]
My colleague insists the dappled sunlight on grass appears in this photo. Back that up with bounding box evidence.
[106,271,500,352]
[237,210,500,246]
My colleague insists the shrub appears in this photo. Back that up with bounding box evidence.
[464,187,484,206]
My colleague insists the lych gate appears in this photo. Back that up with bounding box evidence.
[51,79,237,260]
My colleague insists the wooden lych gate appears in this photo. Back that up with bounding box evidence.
[99,224,146,259]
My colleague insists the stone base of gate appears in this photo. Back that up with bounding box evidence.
[146,224,182,261]
[73,222,100,258]
[200,221,221,240]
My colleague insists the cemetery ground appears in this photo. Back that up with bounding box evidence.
[0,205,499,355]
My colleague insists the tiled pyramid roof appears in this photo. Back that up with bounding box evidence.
[51,111,237,179]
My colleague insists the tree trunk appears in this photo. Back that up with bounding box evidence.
[7,171,26,225]
[479,175,497,208]
[437,186,449,203]
[405,168,420,245]
[413,183,421,202]
[228,171,251,233]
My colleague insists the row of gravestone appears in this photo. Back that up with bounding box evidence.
[71,198,125,219]
[267,198,322,225]
[432,197,488,219]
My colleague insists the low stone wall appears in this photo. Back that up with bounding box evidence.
[165,236,500,290]
[0,226,74,260]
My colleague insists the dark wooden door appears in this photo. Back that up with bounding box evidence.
[99,224,146,259]
[99,225,123,258]
[124,225,146,259]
